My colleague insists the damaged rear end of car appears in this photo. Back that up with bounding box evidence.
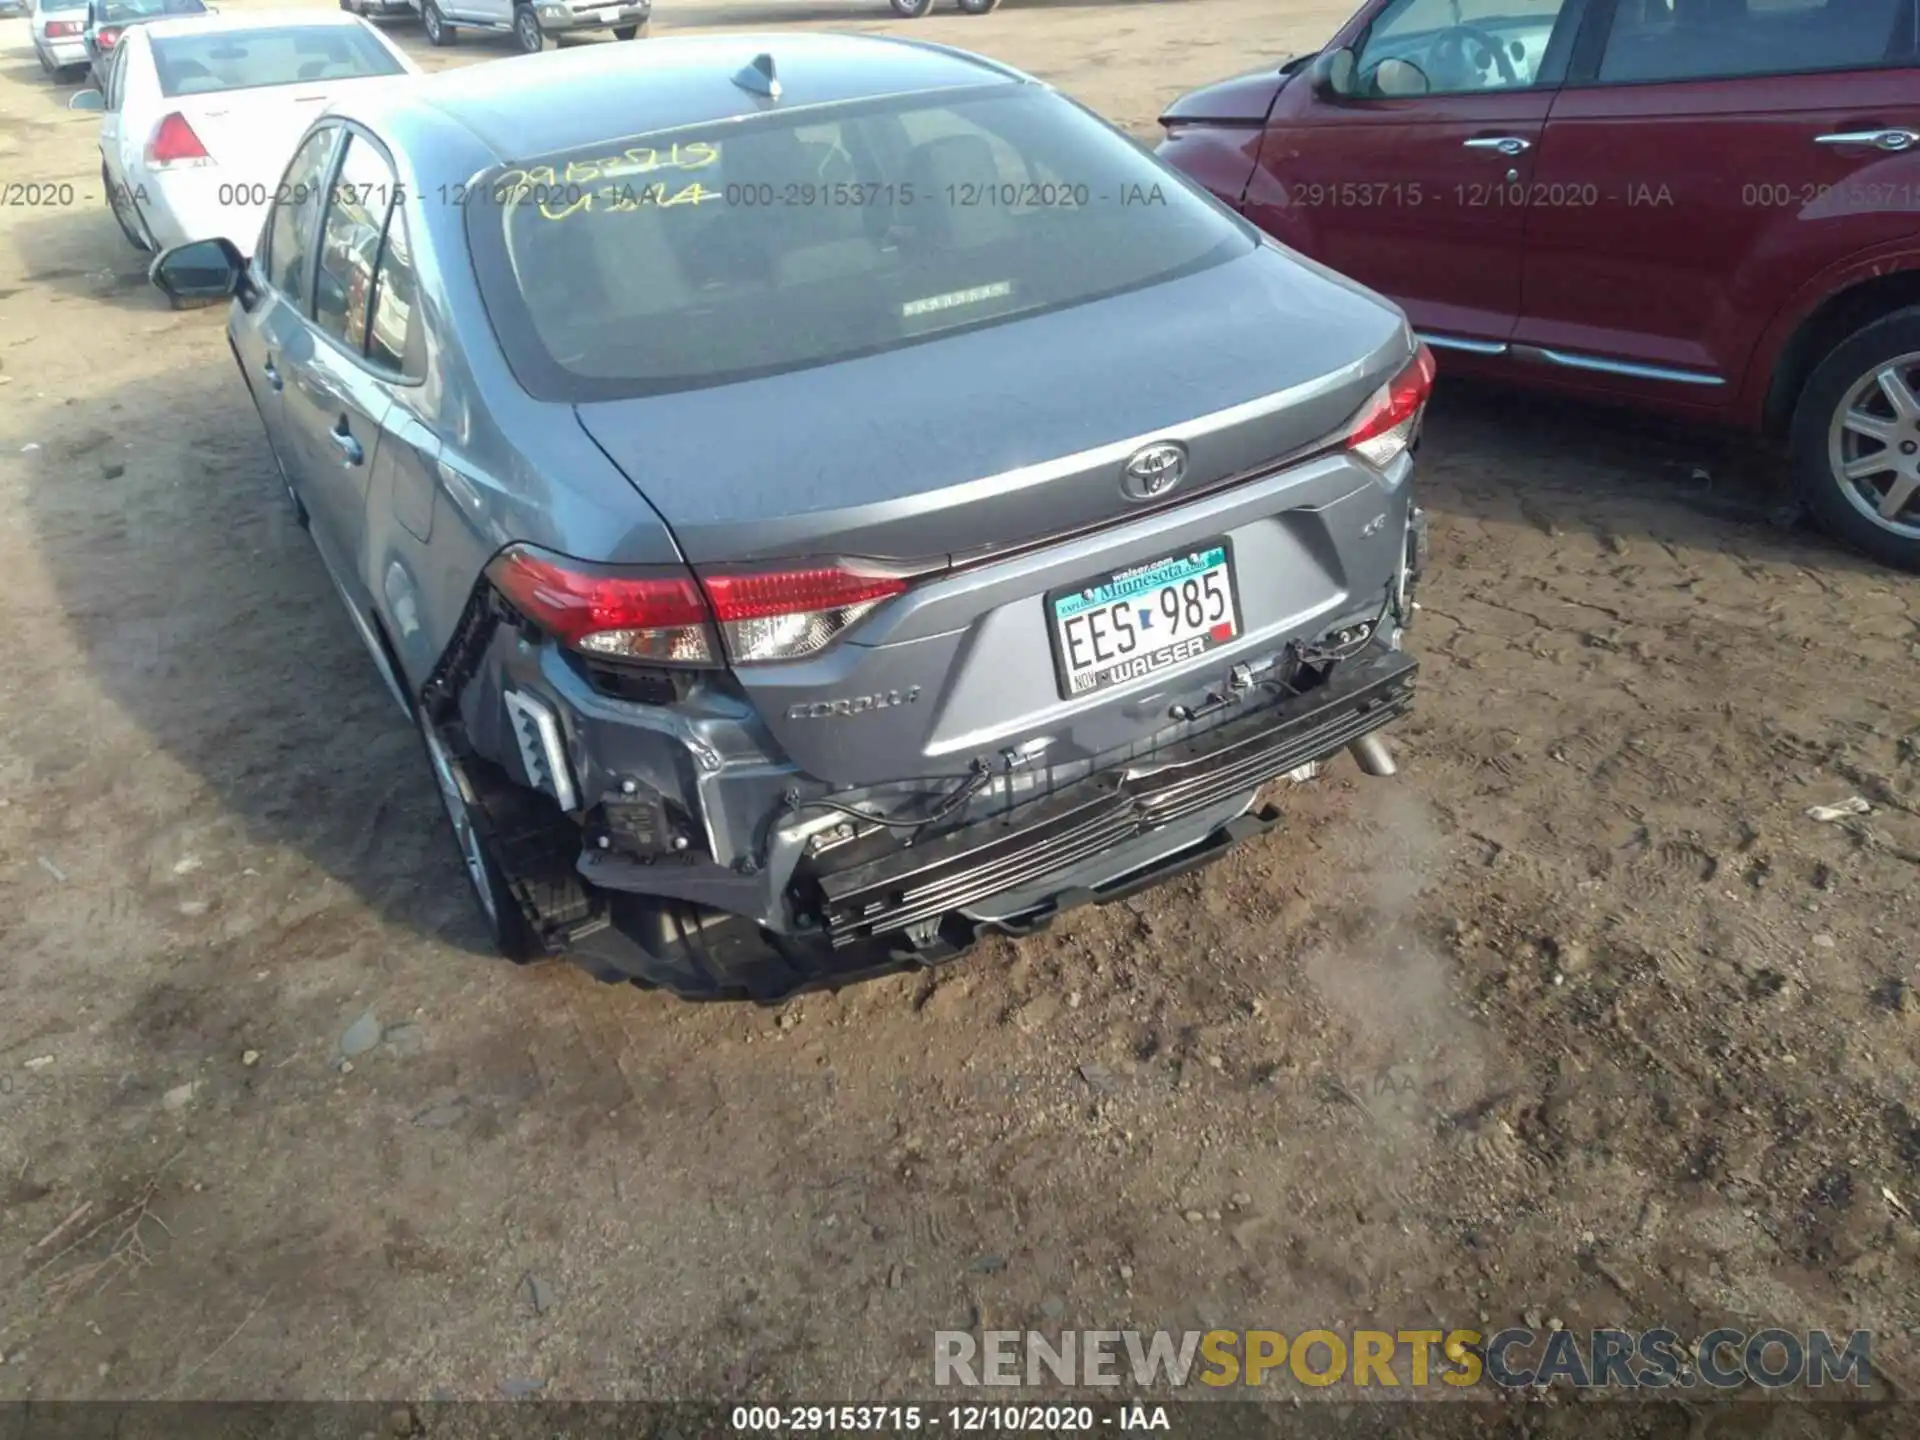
[415,48,1435,1000]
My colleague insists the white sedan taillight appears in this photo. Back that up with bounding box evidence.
[146,112,212,170]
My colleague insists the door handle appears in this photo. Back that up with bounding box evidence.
[1813,128,1919,152]
[331,421,364,467]
[263,357,283,392]
[1464,136,1531,156]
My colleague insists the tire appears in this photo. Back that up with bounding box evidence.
[890,0,935,14]
[957,0,1000,11]
[103,162,149,254]
[513,3,545,51]
[421,0,455,45]
[1788,306,1920,574]
[611,18,646,37]
[417,709,544,963]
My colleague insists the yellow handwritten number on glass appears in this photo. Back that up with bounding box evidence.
[502,142,721,223]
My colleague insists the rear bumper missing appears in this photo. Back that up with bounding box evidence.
[809,647,1418,948]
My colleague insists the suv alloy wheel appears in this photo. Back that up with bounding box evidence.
[513,3,545,51]
[1791,308,1920,574]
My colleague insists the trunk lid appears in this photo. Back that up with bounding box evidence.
[576,249,1416,791]
[172,76,404,178]
[574,247,1407,569]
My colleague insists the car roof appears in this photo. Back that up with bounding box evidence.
[352,32,1031,167]
[138,8,374,38]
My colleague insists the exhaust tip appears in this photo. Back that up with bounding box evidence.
[1348,733,1397,777]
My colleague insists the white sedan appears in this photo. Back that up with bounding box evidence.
[76,10,419,256]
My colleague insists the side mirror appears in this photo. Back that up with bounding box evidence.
[1309,47,1357,100]
[149,236,247,302]
[68,89,106,112]
[1372,57,1430,98]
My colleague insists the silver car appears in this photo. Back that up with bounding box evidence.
[149,34,1432,1001]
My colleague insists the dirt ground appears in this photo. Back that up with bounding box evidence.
[0,0,1917,1414]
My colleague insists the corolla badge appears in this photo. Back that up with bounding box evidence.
[1121,442,1188,502]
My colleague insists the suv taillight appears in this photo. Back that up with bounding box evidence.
[486,546,915,667]
[47,18,81,35]
[146,111,210,168]
[97,24,121,46]
[1342,343,1436,468]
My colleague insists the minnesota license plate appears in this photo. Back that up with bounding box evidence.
[1048,541,1240,698]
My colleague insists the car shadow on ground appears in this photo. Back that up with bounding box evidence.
[0,56,51,88]
[8,204,176,313]
[1417,375,1889,582]
[4,356,498,956]
[0,354,1891,958]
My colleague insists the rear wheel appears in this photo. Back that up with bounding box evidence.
[890,0,935,14]
[1790,308,1920,574]
[513,3,545,51]
[611,18,646,37]
[957,0,1000,11]
[421,0,455,45]
[417,709,543,963]
[103,162,149,254]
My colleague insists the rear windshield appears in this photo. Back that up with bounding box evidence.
[152,26,404,96]
[41,0,89,11]
[469,86,1253,400]
[101,0,206,21]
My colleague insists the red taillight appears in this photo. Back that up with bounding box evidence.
[146,111,210,169]
[97,25,121,46]
[488,548,718,665]
[703,568,908,663]
[1342,343,1436,468]
[486,546,915,667]
[47,18,81,35]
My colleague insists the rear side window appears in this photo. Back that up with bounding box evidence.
[314,135,399,351]
[471,85,1252,400]
[1599,0,1912,81]
[150,26,404,97]
[367,207,420,376]
[103,39,127,108]
[264,127,340,303]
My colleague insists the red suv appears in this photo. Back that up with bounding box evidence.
[1158,0,1920,571]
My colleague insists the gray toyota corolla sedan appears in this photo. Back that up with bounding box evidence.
[150,33,1432,1001]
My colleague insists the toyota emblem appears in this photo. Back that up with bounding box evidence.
[1121,442,1187,502]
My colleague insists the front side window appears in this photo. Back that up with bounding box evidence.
[471,85,1252,399]
[1353,0,1575,93]
[314,135,399,352]
[264,127,341,303]
[1598,0,1910,82]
